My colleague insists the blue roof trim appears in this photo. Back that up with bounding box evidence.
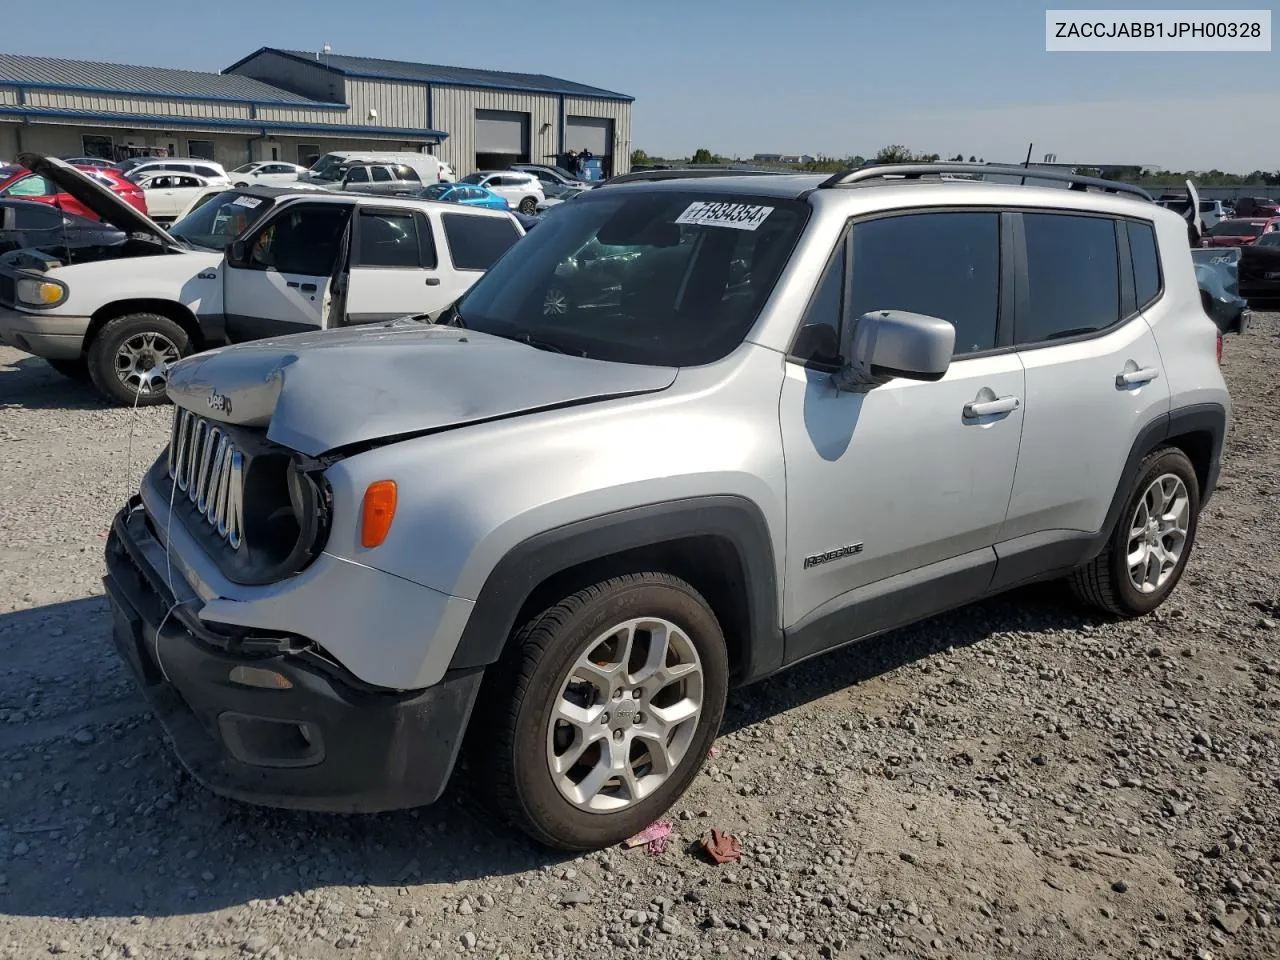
[0,79,345,109]
[226,47,635,102]
[0,106,448,140]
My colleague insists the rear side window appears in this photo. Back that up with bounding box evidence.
[356,210,435,268]
[442,213,520,270]
[371,166,392,183]
[393,165,421,182]
[1127,221,1161,308]
[849,212,1001,356]
[1020,213,1120,344]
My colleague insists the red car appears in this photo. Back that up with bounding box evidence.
[1200,216,1280,249]
[0,163,147,220]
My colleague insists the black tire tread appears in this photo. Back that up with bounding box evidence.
[475,571,713,849]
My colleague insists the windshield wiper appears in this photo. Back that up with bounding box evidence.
[514,332,586,357]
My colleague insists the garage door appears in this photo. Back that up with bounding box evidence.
[566,116,613,158]
[475,110,530,155]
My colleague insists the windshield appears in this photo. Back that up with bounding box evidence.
[1208,220,1265,238]
[231,163,260,174]
[169,191,276,251]
[452,190,808,366]
[460,173,487,185]
[421,183,452,199]
[1257,233,1280,247]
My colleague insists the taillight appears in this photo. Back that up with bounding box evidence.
[1216,332,1223,364]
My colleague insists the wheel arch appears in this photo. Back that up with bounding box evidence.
[1088,402,1227,560]
[447,495,783,687]
[84,298,207,354]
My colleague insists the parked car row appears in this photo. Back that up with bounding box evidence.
[0,155,526,404]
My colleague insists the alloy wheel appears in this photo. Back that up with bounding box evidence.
[546,617,704,813]
[114,331,179,396]
[1126,472,1191,593]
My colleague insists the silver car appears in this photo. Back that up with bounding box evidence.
[103,164,1230,850]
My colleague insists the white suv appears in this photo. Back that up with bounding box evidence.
[101,163,1230,851]
[0,156,525,405]
[459,170,545,214]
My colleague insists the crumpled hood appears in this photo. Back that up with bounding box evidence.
[164,320,678,456]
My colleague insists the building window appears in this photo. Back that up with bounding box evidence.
[187,139,215,161]
[81,135,113,159]
[297,144,321,167]
[271,146,279,161]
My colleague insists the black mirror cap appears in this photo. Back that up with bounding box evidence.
[228,238,247,264]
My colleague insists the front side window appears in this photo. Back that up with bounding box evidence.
[453,190,809,366]
[3,175,57,198]
[848,211,1000,356]
[248,205,349,275]
[345,167,370,184]
[170,191,278,251]
[1020,213,1120,344]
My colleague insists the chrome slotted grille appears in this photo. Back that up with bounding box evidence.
[166,408,245,549]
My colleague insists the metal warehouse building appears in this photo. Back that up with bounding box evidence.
[0,48,633,178]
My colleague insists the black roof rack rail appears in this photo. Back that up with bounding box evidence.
[817,162,1153,201]
[596,168,787,187]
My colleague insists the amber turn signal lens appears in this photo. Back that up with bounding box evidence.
[361,480,397,548]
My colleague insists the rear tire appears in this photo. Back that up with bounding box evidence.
[1070,446,1201,617]
[86,313,190,407]
[46,358,90,382]
[472,572,728,850]
[518,197,539,215]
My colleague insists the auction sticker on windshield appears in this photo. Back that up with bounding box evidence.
[232,195,263,208]
[676,201,773,231]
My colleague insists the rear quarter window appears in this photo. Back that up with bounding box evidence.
[442,213,521,270]
[1127,221,1162,308]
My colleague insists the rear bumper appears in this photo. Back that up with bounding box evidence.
[103,497,483,813]
[0,306,89,359]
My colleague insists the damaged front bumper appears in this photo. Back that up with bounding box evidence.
[102,496,483,813]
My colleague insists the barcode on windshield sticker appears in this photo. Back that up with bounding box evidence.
[232,195,262,208]
[675,201,774,231]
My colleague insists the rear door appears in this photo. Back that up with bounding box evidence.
[222,202,352,341]
[1000,211,1171,556]
[341,206,452,324]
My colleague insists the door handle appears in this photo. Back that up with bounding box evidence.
[299,283,317,293]
[286,280,299,288]
[963,396,1020,418]
[1116,366,1159,387]
[425,277,441,286]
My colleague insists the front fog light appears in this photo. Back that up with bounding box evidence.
[16,278,67,307]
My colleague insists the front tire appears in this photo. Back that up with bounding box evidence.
[1071,446,1201,617]
[86,313,189,406]
[518,197,539,215]
[474,572,728,850]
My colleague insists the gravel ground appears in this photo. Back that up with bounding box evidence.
[1,315,1278,960]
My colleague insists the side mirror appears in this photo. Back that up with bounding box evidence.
[836,310,954,391]
[228,239,247,266]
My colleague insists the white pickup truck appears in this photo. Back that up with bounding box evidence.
[0,155,526,405]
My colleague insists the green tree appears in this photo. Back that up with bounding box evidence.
[691,147,719,164]
[875,144,915,163]
[630,147,652,167]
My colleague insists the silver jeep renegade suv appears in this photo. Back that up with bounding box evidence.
[104,164,1231,850]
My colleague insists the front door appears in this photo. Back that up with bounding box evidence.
[222,202,351,342]
[780,209,1025,662]
[341,207,459,324]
